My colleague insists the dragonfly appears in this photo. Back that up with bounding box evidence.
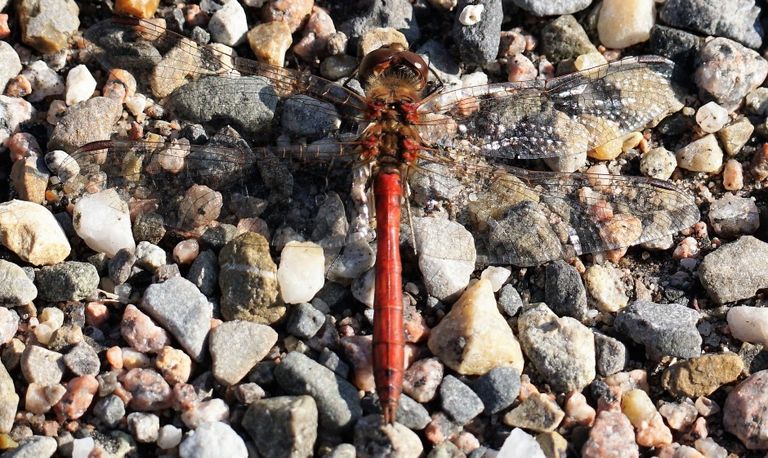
[61,16,700,424]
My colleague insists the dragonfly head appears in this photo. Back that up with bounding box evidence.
[358,43,429,92]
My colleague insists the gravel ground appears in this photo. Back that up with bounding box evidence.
[1,0,768,457]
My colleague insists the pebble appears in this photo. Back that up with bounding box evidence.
[207,0,247,46]
[722,159,744,191]
[209,320,277,385]
[241,395,317,458]
[0,308,19,345]
[504,392,564,433]
[21,60,64,103]
[157,424,182,449]
[120,304,171,354]
[155,346,191,385]
[723,370,768,450]
[694,37,768,111]
[498,284,523,318]
[451,0,503,66]
[63,342,100,376]
[44,150,79,183]
[597,0,655,49]
[499,428,545,458]
[402,357,443,403]
[708,194,759,237]
[354,415,423,458]
[35,261,99,302]
[262,0,312,33]
[178,184,222,228]
[134,241,167,272]
[179,421,247,458]
[17,0,79,53]
[181,397,229,428]
[282,95,342,140]
[219,232,285,324]
[698,236,768,304]
[173,239,199,265]
[141,277,212,362]
[584,264,629,313]
[540,15,597,62]
[675,134,724,173]
[286,303,326,339]
[0,96,34,150]
[47,96,121,152]
[0,200,70,266]
[621,389,673,448]
[246,21,292,68]
[339,0,419,46]
[479,266,510,292]
[564,392,596,427]
[126,412,159,443]
[658,400,698,430]
[24,382,66,415]
[114,0,158,18]
[471,365,520,415]
[120,368,171,411]
[582,411,638,458]
[439,375,484,425]
[0,41,21,96]
[594,332,628,376]
[326,238,375,285]
[518,303,596,393]
[659,0,763,49]
[613,301,702,360]
[510,0,591,15]
[0,261,36,305]
[54,375,98,420]
[93,394,125,427]
[10,155,48,204]
[753,144,768,180]
[428,279,524,375]
[8,132,41,160]
[186,249,218,296]
[278,241,325,304]
[64,65,96,106]
[339,336,374,392]
[0,363,18,433]
[544,260,588,320]
[718,118,754,156]
[413,217,476,301]
[2,436,57,458]
[727,306,768,346]
[695,102,729,133]
[72,188,136,258]
[661,353,744,397]
[396,394,430,430]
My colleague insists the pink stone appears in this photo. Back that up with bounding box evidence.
[659,400,698,430]
[155,346,191,385]
[106,346,123,370]
[85,302,109,327]
[564,392,596,427]
[402,357,443,403]
[120,368,172,411]
[452,431,480,455]
[54,375,99,420]
[8,133,41,160]
[635,412,673,448]
[120,304,171,354]
[724,370,768,449]
[172,383,198,411]
[0,14,9,39]
[403,302,429,343]
[262,0,314,33]
[236,218,270,239]
[424,412,462,445]
[603,369,649,396]
[172,239,199,265]
[102,69,137,103]
[582,411,639,458]
[184,4,209,27]
[723,159,744,191]
[507,54,537,82]
[340,335,374,392]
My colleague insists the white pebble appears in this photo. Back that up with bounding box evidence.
[459,4,484,26]
[351,268,375,308]
[179,421,247,458]
[22,60,65,103]
[71,436,95,458]
[125,93,147,118]
[727,306,768,346]
[158,425,183,449]
[597,0,655,49]
[574,52,608,71]
[73,189,136,258]
[675,134,724,173]
[480,266,511,292]
[135,241,167,271]
[640,147,677,180]
[208,0,248,46]
[499,428,546,458]
[44,150,80,183]
[696,101,729,133]
[65,64,97,106]
[278,241,325,304]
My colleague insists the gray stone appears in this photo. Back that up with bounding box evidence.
[93,394,125,428]
[452,0,503,66]
[614,301,702,360]
[273,352,362,432]
[108,248,137,285]
[47,97,121,153]
[20,345,64,384]
[35,261,99,302]
[698,236,768,304]
[0,260,37,305]
[338,0,420,46]
[209,320,277,385]
[281,95,341,140]
[544,260,588,320]
[511,0,592,16]
[415,40,461,87]
[497,284,523,317]
[63,342,100,376]
[471,366,521,415]
[439,375,484,425]
[0,362,18,433]
[286,303,326,339]
[0,42,21,93]
[708,194,760,238]
[317,349,350,378]
[353,415,423,457]
[140,277,213,361]
[541,15,598,62]
[413,217,476,302]
[1,436,57,458]
[395,394,430,430]
[660,0,763,49]
[242,396,318,458]
[186,249,218,296]
[594,332,627,376]
[649,25,703,71]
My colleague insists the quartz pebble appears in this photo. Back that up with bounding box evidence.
[22,60,64,103]
[181,398,230,428]
[722,159,744,191]
[597,0,655,49]
[0,96,34,150]
[179,421,247,458]
[511,0,591,16]
[121,368,171,411]
[120,304,171,354]
[675,134,724,173]
[155,346,192,385]
[207,0,247,46]
[127,412,160,443]
[708,194,759,237]
[695,101,729,133]
[658,400,698,430]
[65,64,96,106]
[157,425,182,449]
[499,428,546,458]
[0,41,21,92]
[0,200,70,266]
[584,263,628,312]
[209,320,277,385]
[413,217,476,301]
[640,147,677,180]
[44,150,79,183]
[73,189,136,258]
[402,357,443,403]
[621,389,672,447]
[727,306,768,346]
[428,279,524,375]
[278,241,325,304]
[247,21,292,67]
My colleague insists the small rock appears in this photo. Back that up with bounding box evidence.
[597,0,655,49]
[675,134,724,173]
[498,284,523,317]
[518,303,596,393]
[21,345,64,385]
[722,159,744,191]
[614,301,701,360]
[247,21,292,67]
[511,0,591,15]
[2,436,57,458]
[544,260,588,320]
[658,400,698,430]
[698,236,768,304]
[114,0,159,18]
[286,303,326,339]
[185,249,217,297]
[0,362,19,433]
[47,96,122,152]
[0,200,70,266]
[718,118,754,156]
[127,412,160,443]
[594,332,627,376]
[503,392,565,433]
[723,370,768,450]
[413,217,476,302]
[472,366,520,415]
[93,394,125,427]
[121,304,171,354]
[208,0,247,46]
[209,320,277,385]
[35,262,99,302]
[141,277,212,361]
[219,232,285,324]
[564,392,596,427]
[120,368,171,411]
[439,375,484,425]
[338,0,420,46]
[0,308,19,345]
[499,428,546,458]
[65,65,96,106]
[708,194,759,237]
[659,0,763,49]
[242,395,318,458]
[621,389,672,448]
[0,41,21,92]
[695,101,729,133]
[21,60,64,103]
[452,0,503,66]
[158,424,182,449]
[661,353,744,397]
[63,342,100,376]
[134,241,167,272]
[24,382,66,415]
[694,37,768,111]
[402,357,443,403]
[281,95,341,140]
[179,421,247,458]
[582,411,638,458]
[274,352,361,432]
[354,415,423,458]
[395,394,430,430]
[17,0,79,53]
[0,261,37,305]
[540,15,597,62]
[10,153,48,205]
[727,306,768,346]
[44,150,79,184]
[54,375,98,420]
[0,96,34,150]
[278,241,325,304]
[428,279,524,375]
[155,346,192,385]
[72,188,136,258]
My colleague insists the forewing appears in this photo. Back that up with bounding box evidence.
[416,56,683,161]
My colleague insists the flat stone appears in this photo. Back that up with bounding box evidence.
[698,236,768,304]
[209,320,277,385]
[613,300,701,360]
[544,260,588,320]
[242,396,318,458]
[439,375,484,425]
[660,0,763,49]
[708,194,759,237]
[413,217,476,302]
[511,0,592,16]
[503,392,565,433]
[35,262,99,302]
[20,345,64,385]
[48,96,122,153]
[661,353,744,397]
[1,436,57,458]
[472,366,520,415]
[17,0,79,53]
[0,200,70,266]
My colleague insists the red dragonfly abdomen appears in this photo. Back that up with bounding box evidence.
[372,170,404,424]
